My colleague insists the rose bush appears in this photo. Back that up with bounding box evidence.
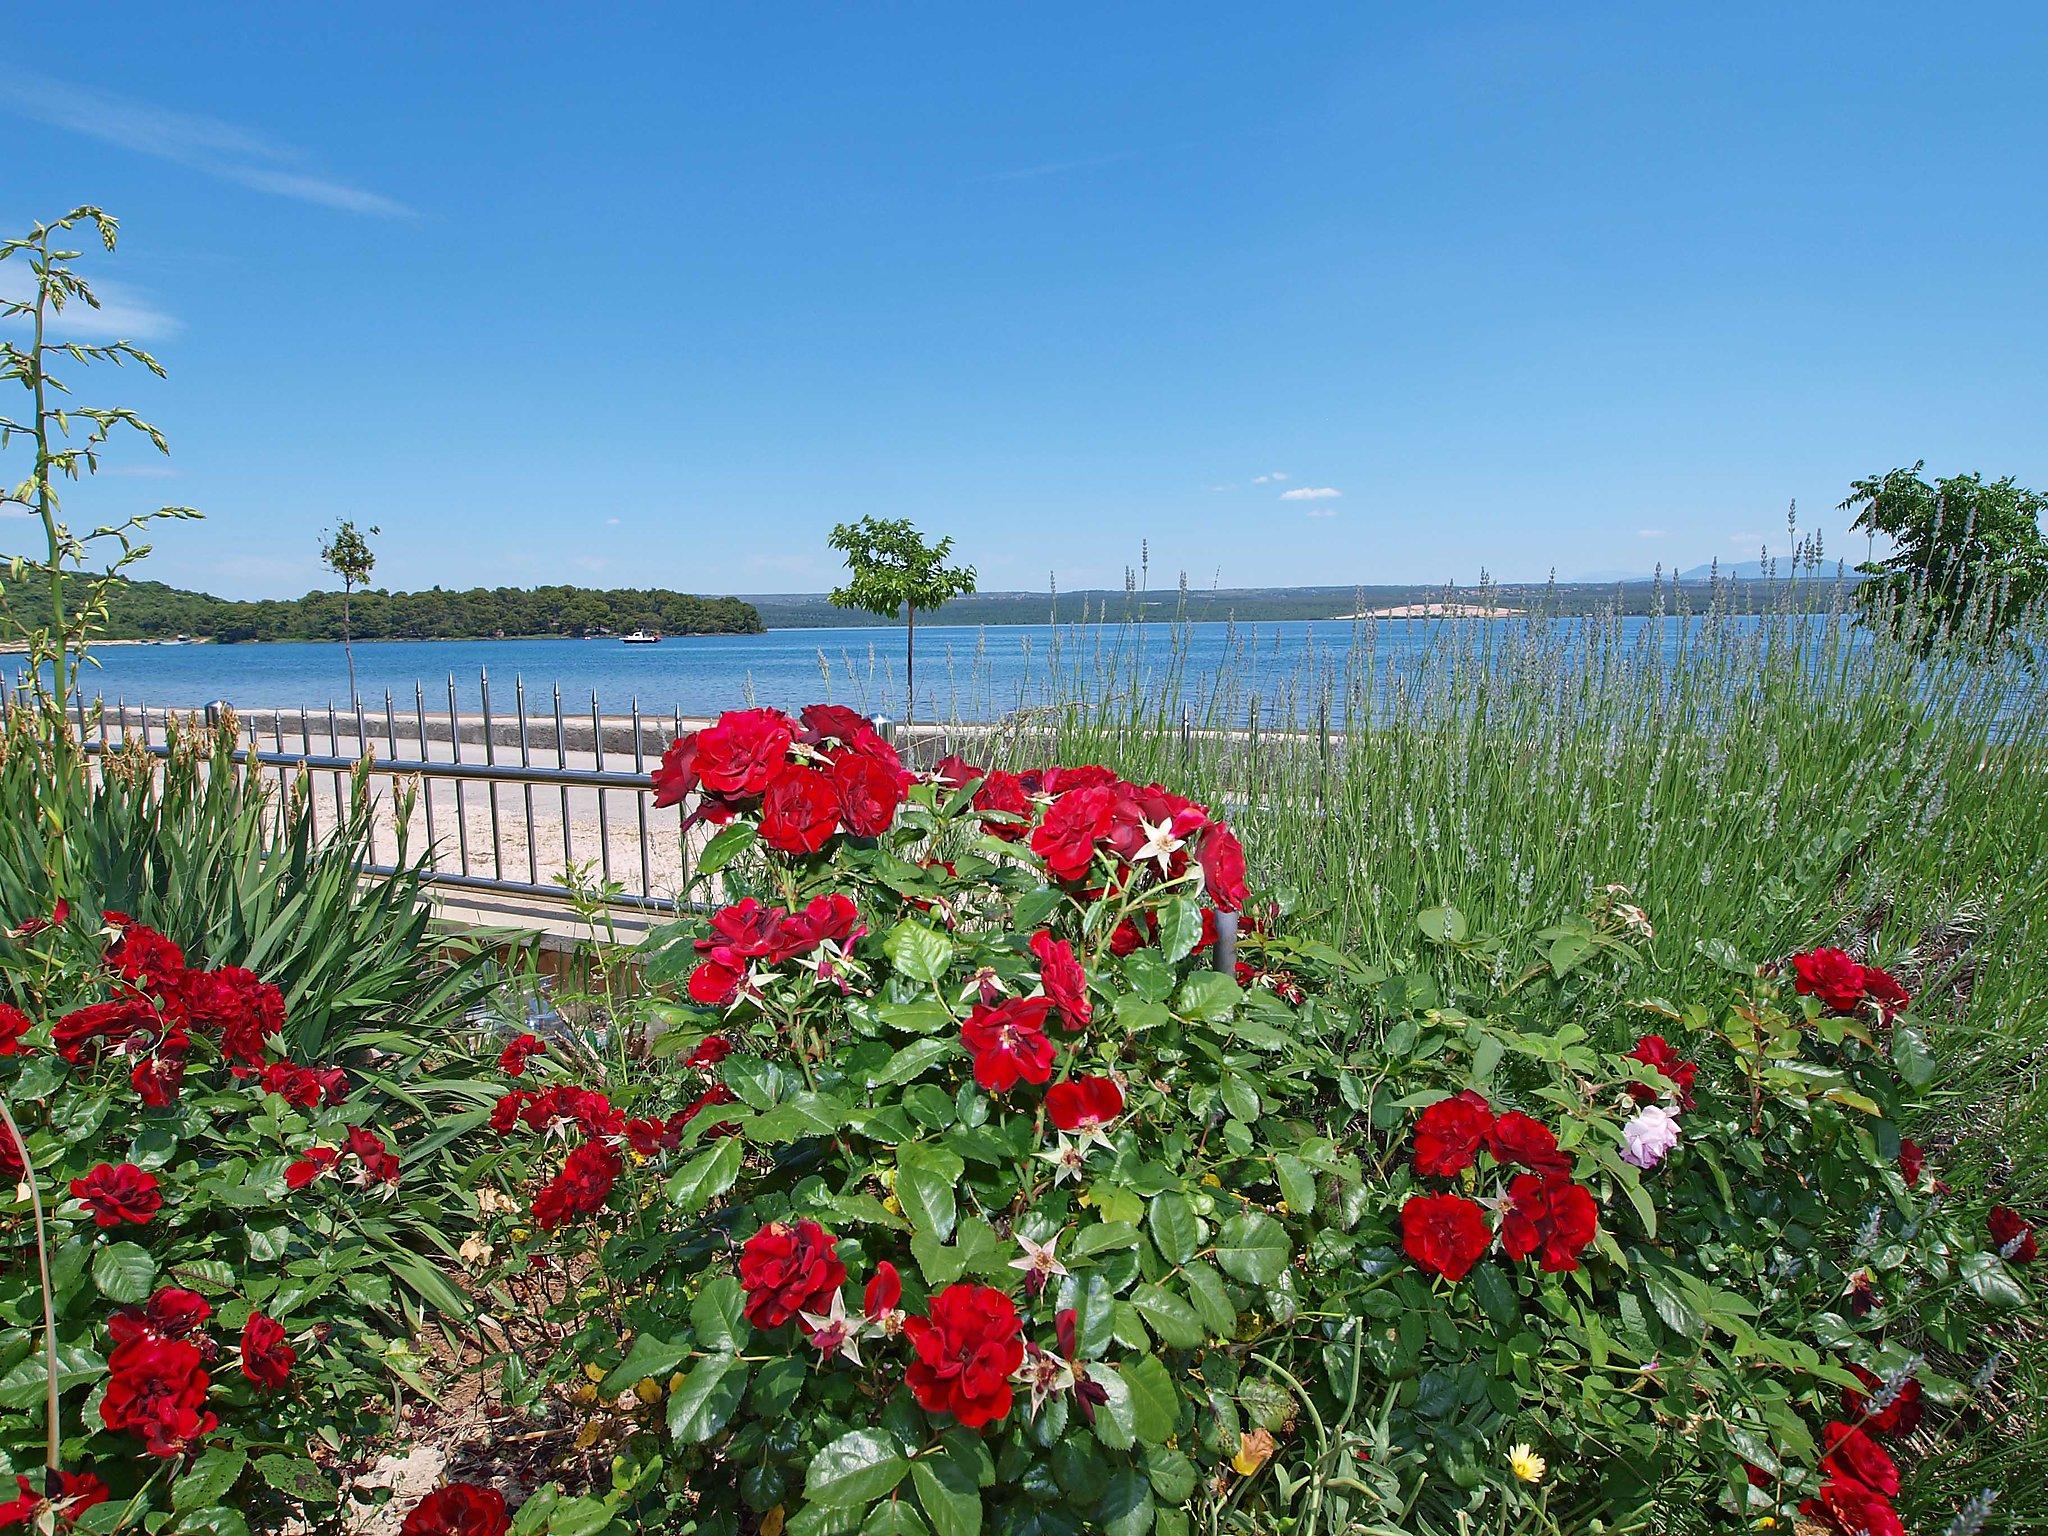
[453,706,2033,1536]
[0,904,492,1533]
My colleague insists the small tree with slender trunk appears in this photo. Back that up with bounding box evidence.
[318,518,379,704]
[827,517,976,723]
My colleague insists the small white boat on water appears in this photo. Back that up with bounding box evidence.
[621,630,663,644]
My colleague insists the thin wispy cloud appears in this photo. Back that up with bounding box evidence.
[1280,486,1341,502]
[1303,506,1339,519]
[0,269,181,342]
[1637,528,1666,539]
[0,72,411,218]
[1252,472,1289,484]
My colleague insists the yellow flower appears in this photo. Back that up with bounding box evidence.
[1507,1443,1546,1485]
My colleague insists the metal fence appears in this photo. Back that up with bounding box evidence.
[61,673,740,916]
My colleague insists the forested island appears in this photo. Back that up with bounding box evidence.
[13,579,764,642]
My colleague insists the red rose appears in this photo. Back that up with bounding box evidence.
[498,1033,546,1076]
[1488,1111,1572,1174]
[239,1313,296,1389]
[758,765,841,855]
[971,770,1033,840]
[960,997,1058,1094]
[1029,931,1092,1030]
[738,1219,847,1328]
[0,1002,29,1056]
[688,957,746,1008]
[1790,947,1867,1014]
[348,1126,402,1185]
[532,1140,620,1230]
[830,749,905,837]
[932,755,984,791]
[285,1145,340,1189]
[684,1035,733,1068]
[0,1469,108,1529]
[131,1049,190,1109]
[1046,1076,1123,1132]
[180,966,285,1067]
[1030,784,1115,883]
[1861,964,1910,1021]
[1500,1173,1598,1272]
[100,1335,216,1456]
[1819,1420,1898,1497]
[692,708,797,796]
[1401,1192,1493,1282]
[103,917,187,992]
[650,733,701,809]
[1990,1204,2038,1263]
[1624,1034,1697,1111]
[71,1162,162,1227]
[1843,1364,1922,1435]
[1801,1478,1904,1536]
[108,1287,213,1350]
[52,996,162,1064]
[780,892,866,956]
[1898,1139,1924,1186]
[902,1283,1024,1428]
[1412,1091,1494,1178]
[1196,824,1249,912]
[1041,765,1118,796]
[864,1261,903,1322]
[259,1059,343,1110]
[0,1122,21,1184]
[399,1484,510,1536]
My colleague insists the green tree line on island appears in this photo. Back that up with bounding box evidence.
[4,577,763,643]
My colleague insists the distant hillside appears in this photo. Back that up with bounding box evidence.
[5,578,763,642]
[743,573,1864,627]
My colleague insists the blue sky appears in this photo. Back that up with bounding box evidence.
[3,3,2044,599]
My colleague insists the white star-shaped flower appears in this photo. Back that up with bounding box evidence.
[1133,816,1186,874]
[798,1291,867,1365]
[1036,1135,1089,1185]
[1009,1232,1068,1285]
[1013,1343,1076,1415]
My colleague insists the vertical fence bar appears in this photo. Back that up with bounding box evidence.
[448,676,473,880]
[415,684,439,875]
[515,676,539,889]
[631,697,652,899]
[554,685,573,886]
[480,669,504,882]
[326,701,346,826]
[592,693,614,892]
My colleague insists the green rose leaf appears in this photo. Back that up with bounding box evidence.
[692,1274,752,1353]
[599,1333,692,1397]
[1130,1284,1205,1350]
[668,1135,744,1213]
[806,1429,912,1505]
[1095,1467,1156,1536]
[668,1354,749,1444]
[1214,1211,1290,1286]
[1148,1193,1198,1267]
[172,1448,248,1512]
[92,1240,157,1304]
[897,1143,966,1242]
[910,1447,982,1536]
[885,920,956,988]
[1121,1352,1179,1443]
[1157,897,1204,964]
[694,821,758,879]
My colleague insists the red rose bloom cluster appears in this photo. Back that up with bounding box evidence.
[903,1283,1025,1428]
[400,1484,510,1536]
[688,893,866,1008]
[100,1335,217,1456]
[1989,1204,2038,1263]
[651,705,909,854]
[738,1219,848,1328]
[961,997,1058,1094]
[1789,946,1911,1021]
[1624,1033,1697,1110]
[1402,1093,1597,1280]
[238,1313,296,1389]
[532,1140,622,1231]
[0,1469,109,1529]
[1800,1395,1912,1535]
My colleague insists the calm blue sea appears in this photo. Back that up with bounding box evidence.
[28,617,1785,723]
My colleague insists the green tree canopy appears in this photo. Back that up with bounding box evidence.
[1844,462,2048,652]
[827,517,976,720]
